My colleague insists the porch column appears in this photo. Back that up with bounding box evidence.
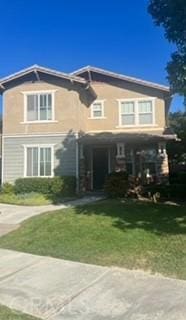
[79,144,86,192]
[157,142,169,183]
[115,142,126,172]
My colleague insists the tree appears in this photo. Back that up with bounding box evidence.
[148,0,186,103]
[167,112,186,164]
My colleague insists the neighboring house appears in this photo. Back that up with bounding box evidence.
[0,65,177,191]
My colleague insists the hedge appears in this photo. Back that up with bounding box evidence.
[14,176,76,196]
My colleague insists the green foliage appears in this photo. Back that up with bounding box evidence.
[14,176,76,196]
[59,176,76,196]
[167,112,186,163]
[50,177,63,195]
[167,51,186,97]
[0,192,51,206]
[1,182,14,194]
[144,184,186,199]
[148,0,186,46]
[148,0,186,99]
[170,171,186,184]
[0,304,40,319]
[104,171,129,198]
[14,178,51,195]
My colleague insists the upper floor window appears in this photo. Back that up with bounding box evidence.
[118,98,155,127]
[91,100,105,119]
[24,91,55,122]
[120,101,135,125]
[138,101,153,125]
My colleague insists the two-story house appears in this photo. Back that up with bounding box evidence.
[0,65,176,191]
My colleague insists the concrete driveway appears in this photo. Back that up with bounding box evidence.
[0,249,185,320]
[0,195,103,236]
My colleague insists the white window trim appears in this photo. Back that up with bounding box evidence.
[116,142,125,158]
[89,100,106,119]
[23,144,55,178]
[22,90,56,123]
[117,97,156,127]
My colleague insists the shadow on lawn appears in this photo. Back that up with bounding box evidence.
[73,200,186,236]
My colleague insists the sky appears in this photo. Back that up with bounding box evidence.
[0,0,184,112]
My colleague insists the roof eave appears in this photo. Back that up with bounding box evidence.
[72,66,170,93]
[0,65,87,88]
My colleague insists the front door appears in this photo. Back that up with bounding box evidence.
[93,148,108,190]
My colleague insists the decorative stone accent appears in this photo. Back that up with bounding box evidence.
[157,142,169,183]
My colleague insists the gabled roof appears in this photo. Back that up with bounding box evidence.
[72,65,170,93]
[0,64,86,89]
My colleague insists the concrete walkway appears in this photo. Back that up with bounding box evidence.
[0,195,103,236]
[0,249,185,320]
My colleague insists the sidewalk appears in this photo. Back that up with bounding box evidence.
[0,249,186,320]
[0,195,103,236]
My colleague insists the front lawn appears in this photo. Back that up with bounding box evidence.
[0,200,185,279]
[0,305,39,320]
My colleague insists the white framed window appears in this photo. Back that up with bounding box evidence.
[24,145,54,177]
[23,91,55,122]
[118,98,155,127]
[138,100,153,125]
[90,100,105,119]
[120,101,135,125]
[117,143,125,158]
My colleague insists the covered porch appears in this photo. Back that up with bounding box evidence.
[78,131,176,191]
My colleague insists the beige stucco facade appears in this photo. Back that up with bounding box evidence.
[85,82,166,133]
[3,81,86,135]
[3,79,168,136]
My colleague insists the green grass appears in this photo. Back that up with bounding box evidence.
[0,192,77,206]
[0,199,185,279]
[0,192,51,206]
[0,305,39,320]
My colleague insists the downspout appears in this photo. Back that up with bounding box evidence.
[1,92,5,185]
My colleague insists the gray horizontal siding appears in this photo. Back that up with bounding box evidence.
[3,135,76,183]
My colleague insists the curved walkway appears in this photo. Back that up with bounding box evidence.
[0,195,103,236]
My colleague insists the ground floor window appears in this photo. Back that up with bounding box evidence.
[25,145,53,177]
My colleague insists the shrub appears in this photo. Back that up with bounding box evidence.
[1,182,14,194]
[50,177,63,195]
[60,176,76,196]
[0,192,51,206]
[104,171,129,198]
[143,184,186,200]
[168,184,186,199]
[14,178,51,195]
[169,171,186,184]
[14,176,76,196]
